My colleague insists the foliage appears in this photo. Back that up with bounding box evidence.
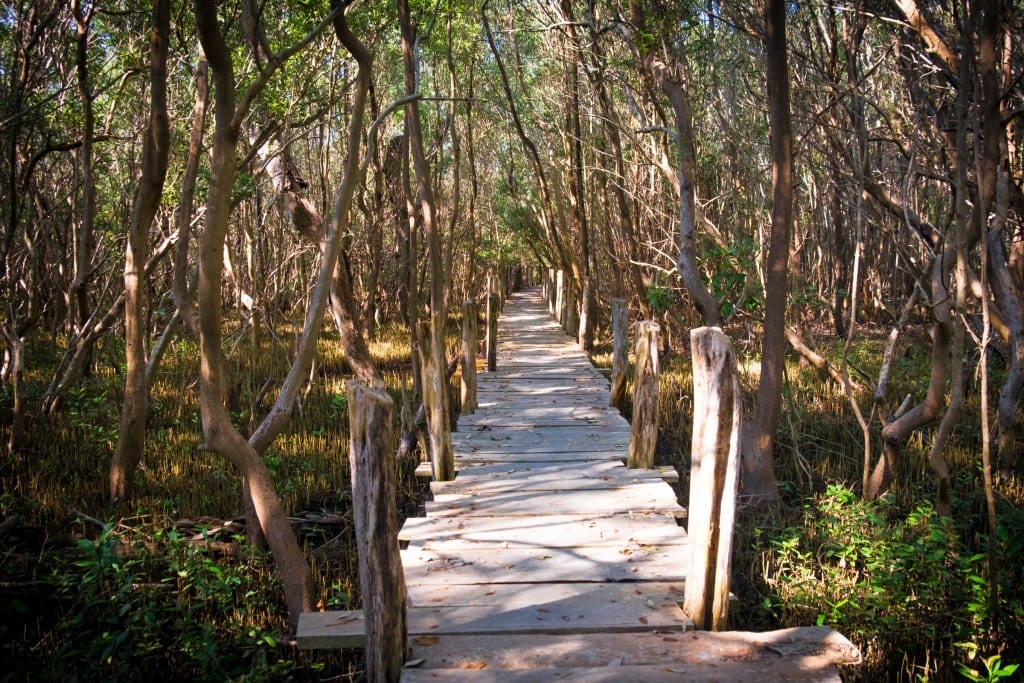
[759,485,1024,680]
[4,523,297,681]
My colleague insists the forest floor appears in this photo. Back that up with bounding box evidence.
[1,306,1022,680]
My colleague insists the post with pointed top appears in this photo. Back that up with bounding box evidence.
[609,298,629,410]
[347,380,407,679]
[684,327,741,631]
[461,300,478,414]
[627,321,660,469]
[486,292,499,372]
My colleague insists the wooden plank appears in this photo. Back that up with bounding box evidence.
[453,427,630,455]
[454,450,626,464]
[400,662,843,682]
[297,586,688,651]
[477,377,608,390]
[399,513,686,548]
[400,626,861,671]
[400,544,689,585]
[459,406,625,427]
[407,580,687,609]
[429,461,664,495]
[426,485,685,518]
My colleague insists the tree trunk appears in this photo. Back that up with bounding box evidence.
[609,298,629,411]
[399,0,452,481]
[110,0,171,504]
[742,0,791,506]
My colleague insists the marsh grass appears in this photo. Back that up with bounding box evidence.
[4,309,1021,680]
[630,330,1024,682]
[0,313,466,681]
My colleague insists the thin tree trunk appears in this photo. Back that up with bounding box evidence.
[399,0,453,480]
[742,0,792,506]
[110,0,171,504]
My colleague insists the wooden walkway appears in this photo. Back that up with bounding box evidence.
[298,287,861,680]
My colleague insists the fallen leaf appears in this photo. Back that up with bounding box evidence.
[403,659,425,668]
[639,616,649,625]
[662,637,679,643]
[463,661,487,670]
[413,636,439,646]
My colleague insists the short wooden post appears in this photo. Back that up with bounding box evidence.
[577,276,592,351]
[684,327,741,631]
[461,300,478,414]
[609,298,629,410]
[417,319,454,482]
[564,277,578,336]
[486,293,499,372]
[627,321,660,469]
[547,268,556,315]
[347,380,408,679]
[555,269,565,325]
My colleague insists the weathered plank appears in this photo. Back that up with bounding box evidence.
[459,406,625,427]
[401,544,689,586]
[400,626,861,675]
[429,461,664,495]
[400,661,843,682]
[453,426,630,455]
[425,485,685,518]
[454,450,626,465]
[399,513,686,548]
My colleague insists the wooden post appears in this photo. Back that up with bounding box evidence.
[684,327,741,631]
[347,380,407,679]
[609,298,628,410]
[486,292,499,372]
[555,269,565,326]
[461,300,478,414]
[577,276,592,351]
[627,321,660,469]
[564,277,578,336]
[417,319,454,481]
[547,268,556,315]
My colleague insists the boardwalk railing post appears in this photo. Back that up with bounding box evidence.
[347,380,407,679]
[564,277,578,337]
[555,269,565,326]
[547,268,556,315]
[609,298,628,410]
[684,327,741,631]
[461,300,478,414]
[486,292,499,372]
[417,319,454,481]
[627,321,660,469]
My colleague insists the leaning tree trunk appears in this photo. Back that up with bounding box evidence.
[192,0,344,629]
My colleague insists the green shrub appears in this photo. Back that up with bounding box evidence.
[6,524,299,682]
[760,485,1022,680]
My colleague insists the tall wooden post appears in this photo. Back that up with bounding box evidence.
[347,380,407,679]
[627,321,660,469]
[609,298,628,410]
[461,300,478,414]
[684,327,741,631]
[486,292,499,372]
[417,319,454,481]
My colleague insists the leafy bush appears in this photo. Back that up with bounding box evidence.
[760,485,1023,680]
[4,524,302,682]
